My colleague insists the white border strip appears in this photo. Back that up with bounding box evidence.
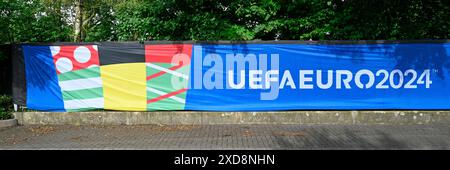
[64,97,104,110]
[59,77,102,91]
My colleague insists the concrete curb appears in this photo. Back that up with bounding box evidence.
[13,111,450,125]
[0,119,18,128]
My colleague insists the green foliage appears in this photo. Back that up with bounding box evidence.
[0,0,449,43]
[328,0,450,40]
[81,0,118,41]
[0,0,72,43]
[0,95,13,120]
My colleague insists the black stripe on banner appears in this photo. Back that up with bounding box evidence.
[98,43,145,66]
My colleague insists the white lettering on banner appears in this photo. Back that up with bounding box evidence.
[229,69,431,90]
[189,47,434,100]
[280,70,295,89]
[299,70,314,89]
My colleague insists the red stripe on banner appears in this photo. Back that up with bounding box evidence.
[53,45,99,74]
[147,88,187,104]
[145,44,192,63]
[146,64,184,81]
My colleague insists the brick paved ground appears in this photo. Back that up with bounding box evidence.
[0,124,449,149]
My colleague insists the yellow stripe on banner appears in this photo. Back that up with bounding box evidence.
[100,63,147,111]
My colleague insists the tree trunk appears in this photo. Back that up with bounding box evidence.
[74,0,83,42]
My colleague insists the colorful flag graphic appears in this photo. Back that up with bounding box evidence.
[51,45,103,111]
[145,44,192,110]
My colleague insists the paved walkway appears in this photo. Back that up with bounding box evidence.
[0,124,449,149]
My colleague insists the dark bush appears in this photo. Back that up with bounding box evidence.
[0,95,13,120]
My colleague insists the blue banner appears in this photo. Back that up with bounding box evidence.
[21,42,450,111]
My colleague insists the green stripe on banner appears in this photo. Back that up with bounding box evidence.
[58,67,100,81]
[146,63,188,111]
[62,87,103,101]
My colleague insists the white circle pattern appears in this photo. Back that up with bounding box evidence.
[73,46,91,63]
[55,57,73,73]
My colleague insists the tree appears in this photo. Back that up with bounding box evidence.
[0,0,72,43]
[47,0,117,42]
[74,0,82,42]
[1,0,449,43]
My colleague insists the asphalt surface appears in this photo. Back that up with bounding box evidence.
[0,124,449,150]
